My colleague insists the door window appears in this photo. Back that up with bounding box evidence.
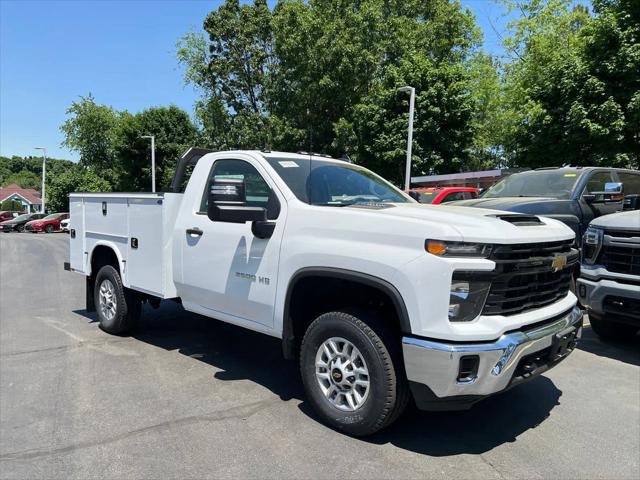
[441,191,466,203]
[618,172,640,195]
[199,159,280,219]
[584,172,615,194]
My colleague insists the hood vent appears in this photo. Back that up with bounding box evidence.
[490,214,544,226]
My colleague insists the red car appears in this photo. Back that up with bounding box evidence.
[25,213,69,233]
[408,187,479,204]
[0,211,20,222]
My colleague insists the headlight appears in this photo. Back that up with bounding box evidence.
[582,226,603,264]
[426,240,492,258]
[448,275,491,322]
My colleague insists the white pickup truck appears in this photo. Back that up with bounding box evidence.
[66,149,583,436]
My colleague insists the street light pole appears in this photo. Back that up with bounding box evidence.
[397,86,415,190]
[34,147,47,213]
[141,135,156,192]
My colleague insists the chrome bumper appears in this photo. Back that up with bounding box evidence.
[402,307,583,409]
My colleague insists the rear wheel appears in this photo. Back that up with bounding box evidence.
[588,311,637,342]
[94,265,141,334]
[300,311,409,436]
[45,224,54,233]
[16,225,24,233]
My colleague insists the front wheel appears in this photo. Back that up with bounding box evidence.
[300,311,409,436]
[94,265,141,334]
[45,224,54,233]
[16,225,24,233]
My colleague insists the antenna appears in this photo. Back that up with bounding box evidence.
[307,108,313,205]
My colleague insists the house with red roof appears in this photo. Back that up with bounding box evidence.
[0,184,42,213]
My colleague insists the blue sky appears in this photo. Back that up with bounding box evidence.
[1,0,510,161]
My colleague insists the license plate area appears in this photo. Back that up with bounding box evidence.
[550,321,582,361]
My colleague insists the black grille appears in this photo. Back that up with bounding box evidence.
[598,244,640,275]
[482,240,578,316]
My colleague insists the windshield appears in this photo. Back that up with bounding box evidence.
[14,214,31,222]
[483,170,580,199]
[44,214,61,220]
[266,158,410,206]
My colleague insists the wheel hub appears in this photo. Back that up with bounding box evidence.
[315,337,370,411]
[98,279,117,322]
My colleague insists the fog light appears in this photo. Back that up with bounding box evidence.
[449,276,491,322]
[578,284,586,298]
[457,355,479,383]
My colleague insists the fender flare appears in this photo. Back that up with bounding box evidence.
[87,241,126,280]
[281,267,411,359]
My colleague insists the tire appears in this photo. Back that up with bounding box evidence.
[588,311,637,341]
[16,225,24,233]
[300,311,409,436]
[45,224,54,233]
[94,265,141,335]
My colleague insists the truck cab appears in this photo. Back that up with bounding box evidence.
[448,167,640,242]
[67,150,583,436]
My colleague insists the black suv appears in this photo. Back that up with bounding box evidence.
[449,167,640,244]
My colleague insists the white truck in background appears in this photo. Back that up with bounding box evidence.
[66,149,583,436]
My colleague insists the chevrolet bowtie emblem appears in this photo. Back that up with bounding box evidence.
[551,255,568,272]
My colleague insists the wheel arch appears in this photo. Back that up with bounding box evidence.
[281,267,411,359]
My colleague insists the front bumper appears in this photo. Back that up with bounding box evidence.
[576,276,640,319]
[402,306,583,411]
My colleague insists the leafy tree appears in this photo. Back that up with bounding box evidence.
[499,0,639,168]
[178,0,483,183]
[46,165,112,212]
[60,94,121,185]
[1,198,25,211]
[114,106,198,191]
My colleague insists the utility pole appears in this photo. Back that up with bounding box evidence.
[141,135,156,192]
[397,86,415,190]
[34,147,47,213]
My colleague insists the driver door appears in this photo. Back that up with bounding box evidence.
[582,171,623,219]
[176,155,286,330]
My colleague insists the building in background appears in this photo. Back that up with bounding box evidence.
[411,168,528,190]
[0,184,42,212]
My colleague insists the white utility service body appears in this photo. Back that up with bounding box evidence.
[68,150,583,433]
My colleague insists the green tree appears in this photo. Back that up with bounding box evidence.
[178,0,484,183]
[46,165,112,212]
[114,106,198,191]
[60,94,121,185]
[499,0,639,168]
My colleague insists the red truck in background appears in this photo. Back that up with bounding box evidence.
[408,186,479,204]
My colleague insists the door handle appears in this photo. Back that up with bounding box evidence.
[186,227,203,236]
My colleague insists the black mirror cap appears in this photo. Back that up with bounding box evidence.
[252,220,276,239]
[208,204,267,223]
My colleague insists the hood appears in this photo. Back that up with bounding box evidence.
[590,210,640,231]
[2,218,22,225]
[447,196,559,210]
[344,202,576,244]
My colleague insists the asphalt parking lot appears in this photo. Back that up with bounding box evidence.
[1,233,638,480]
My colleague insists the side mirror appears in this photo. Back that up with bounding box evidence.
[604,182,623,194]
[207,178,267,223]
[584,182,624,204]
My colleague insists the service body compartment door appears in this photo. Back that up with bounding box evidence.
[127,197,164,296]
[69,196,85,272]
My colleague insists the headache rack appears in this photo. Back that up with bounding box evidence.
[482,239,578,316]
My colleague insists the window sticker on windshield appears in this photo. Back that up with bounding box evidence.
[564,173,577,177]
[278,161,299,168]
